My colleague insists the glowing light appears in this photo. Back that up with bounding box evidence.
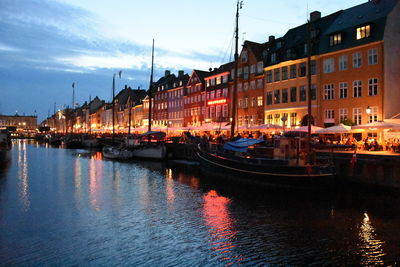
[207,99,227,105]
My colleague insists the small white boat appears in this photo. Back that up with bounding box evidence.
[131,143,166,160]
[102,145,133,160]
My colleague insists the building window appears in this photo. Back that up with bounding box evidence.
[356,25,370,40]
[244,98,249,108]
[222,88,228,97]
[274,114,281,125]
[238,83,242,92]
[299,63,306,77]
[241,50,248,62]
[250,64,256,74]
[271,53,276,64]
[339,82,348,99]
[368,48,378,65]
[222,75,228,83]
[290,65,297,79]
[257,61,263,74]
[274,90,280,104]
[323,58,334,73]
[223,104,228,117]
[290,112,297,126]
[311,84,316,100]
[266,114,273,124]
[243,66,249,80]
[368,106,378,123]
[257,96,263,106]
[251,97,256,107]
[330,33,342,46]
[353,108,362,125]
[238,99,243,108]
[310,60,317,75]
[353,52,362,68]
[339,108,348,123]
[324,109,335,122]
[339,55,348,71]
[282,88,288,103]
[238,116,243,126]
[368,78,378,96]
[324,84,335,100]
[257,79,263,89]
[250,80,256,90]
[290,87,297,102]
[274,68,280,82]
[266,92,272,105]
[353,80,362,98]
[266,70,272,83]
[300,86,306,102]
[282,66,288,80]
[244,82,249,91]
[216,76,221,85]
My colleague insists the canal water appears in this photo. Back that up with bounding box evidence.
[0,140,399,265]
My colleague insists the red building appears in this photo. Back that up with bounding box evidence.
[184,69,209,127]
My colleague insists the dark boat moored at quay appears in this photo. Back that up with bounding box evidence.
[0,129,12,163]
[195,137,334,188]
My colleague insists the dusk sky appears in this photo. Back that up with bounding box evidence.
[0,0,365,121]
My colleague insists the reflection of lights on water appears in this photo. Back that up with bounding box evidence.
[91,151,103,160]
[89,157,102,211]
[166,168,175,206]
[359,212,385,265]
[17,140,30,211]
[203,190,242,265]
[74,158,82,203]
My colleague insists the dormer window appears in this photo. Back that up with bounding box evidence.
[330,33,342,46]
[276,42,282,49]
[356,25,370,40]
[241,50,248,62]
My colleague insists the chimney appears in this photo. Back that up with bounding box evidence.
[125,85,128,89]
[178,70,184,77]
[310,11,321,22]
[268,35,275,42]
[165,70,171,77]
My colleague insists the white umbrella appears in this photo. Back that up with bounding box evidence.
[352,121,400,130]
[285,125,323,134]
[316,123,352,134]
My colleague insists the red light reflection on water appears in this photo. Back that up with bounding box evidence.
[91,151,103,160]
[203,190,243,265]
[89,157,103,211]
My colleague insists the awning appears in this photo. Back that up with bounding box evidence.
[223,138,264,152]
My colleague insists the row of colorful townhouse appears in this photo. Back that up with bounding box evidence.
[44,0,400,135]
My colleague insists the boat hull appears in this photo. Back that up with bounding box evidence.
[131,144,166,160]
[196,149,334,188]
[102,146,133,160]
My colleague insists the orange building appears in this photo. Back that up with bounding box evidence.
[184,69,208,127]
[235,41,265,128]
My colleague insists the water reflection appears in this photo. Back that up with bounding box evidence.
[74,157,82,203]
[202,190,242,265]
[166,168,175,207]
[359,212,385,265]
[89,156,103,211]
[17,140,30,211]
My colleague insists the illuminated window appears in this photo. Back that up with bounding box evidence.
[353,108,362,125]
[216,76,221,85]
[257,96,263,106]
[356,25,370,40]
[266,114,273,124]
[324,84,334,100]
[330,33,342,46]
[339,108,348,123]
[368,106,378,123]
[290,112,297,126]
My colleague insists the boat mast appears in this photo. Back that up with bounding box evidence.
[148,39,155,133]
[306,18,313,164]
[230,0,242,138]
[112,74,116,140]
[128,96,132,135]
[88,95,91,135]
